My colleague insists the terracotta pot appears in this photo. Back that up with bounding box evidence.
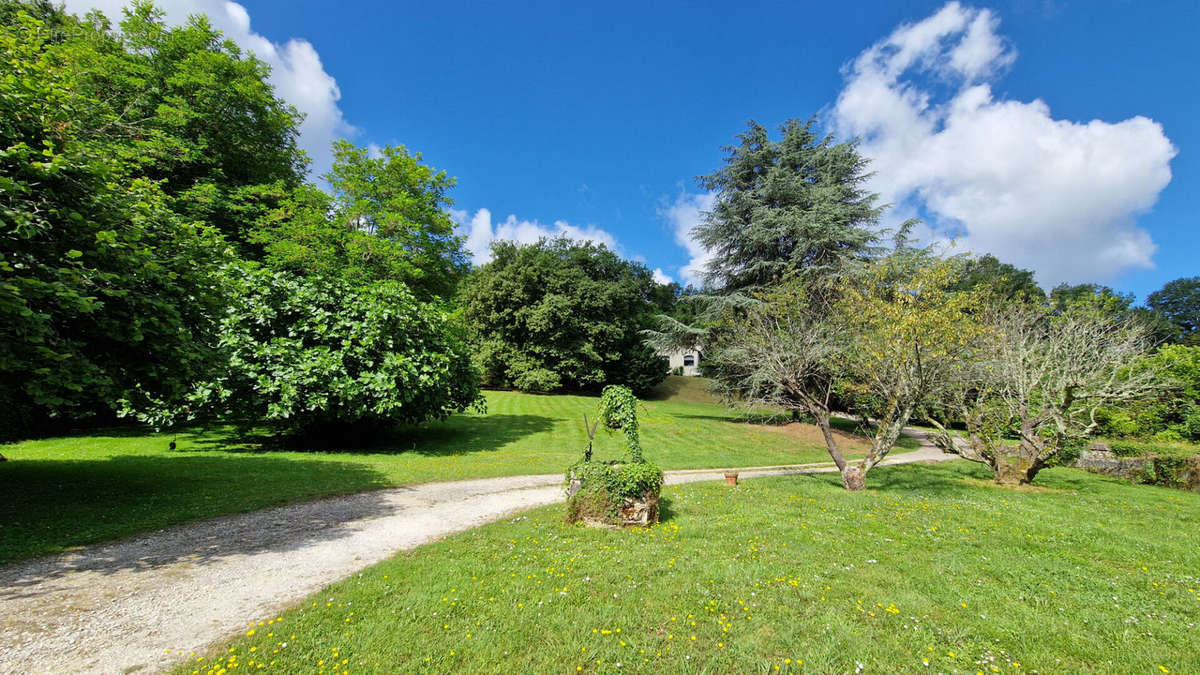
[724,472,739,486]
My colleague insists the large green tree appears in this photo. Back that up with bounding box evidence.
[0,7,233,438]
[1148,276,1200,345]
[72,1,307,249]
[953,254,1045,302]
[1050,282,1178,344]
[649,117,890,430]
[250,141,467,301]
[461,239,667,395]
[694,118,884,292]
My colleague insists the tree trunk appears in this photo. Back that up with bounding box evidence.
[811,408,848,472]
[992,455,1040,485]
[841,465,866,491]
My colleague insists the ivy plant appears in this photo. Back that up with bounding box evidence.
[597,385,643,462]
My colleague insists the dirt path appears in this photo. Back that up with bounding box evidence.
[0,440,952,674]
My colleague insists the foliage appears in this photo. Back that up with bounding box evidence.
[647,116,893,445]
[132,266,483,439]
[1139,455,1200,490]
[66,1,306,250]
[252,141,467,301]
[1106,438,1200,459]
[1049,282,1177,344]
[953,254,1045,302]
[1096,344,1200,441]
[567,387,657,524]
[0,7,233,439]
[563,459,664,524]
[461,238,668,395]
[837,254,993,487]
[694,117,885,292]
[1147,276,1200,345]
[597,384,643,462]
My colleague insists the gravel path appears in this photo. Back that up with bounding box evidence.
[0,439,952,674]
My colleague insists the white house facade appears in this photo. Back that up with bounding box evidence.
[661,346,703,376]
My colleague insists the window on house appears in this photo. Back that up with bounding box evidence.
[683,355,695,367]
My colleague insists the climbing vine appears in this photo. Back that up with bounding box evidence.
[598,385,642,462]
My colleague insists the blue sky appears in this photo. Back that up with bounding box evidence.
[70,0,1199,300]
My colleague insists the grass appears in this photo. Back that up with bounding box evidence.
[1099,437,1200,459]
[1,386,897,564]
[179,462,1200,674]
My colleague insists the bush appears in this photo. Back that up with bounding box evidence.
[1095,345,1200,441]
[1140,455,1200,490]
[137,266,482,440]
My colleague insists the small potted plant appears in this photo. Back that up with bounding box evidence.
[565,385,664,527]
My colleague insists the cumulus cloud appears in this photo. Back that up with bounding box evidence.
[64,0,353,179]
[651,268,674,285]
[658,192,716,288]
[833,1,1176,286]
[450,208,621,265]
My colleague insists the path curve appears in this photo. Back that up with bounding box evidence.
[0,440,952,674]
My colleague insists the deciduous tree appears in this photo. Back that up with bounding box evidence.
[461,239,667,395]
[934,303,1162,484]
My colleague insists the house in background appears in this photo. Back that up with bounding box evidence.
[660,346,703,376]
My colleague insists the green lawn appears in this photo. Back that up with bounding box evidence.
[1,386,884,564]
[1098,437,1200,459]
[180,462,1200,675]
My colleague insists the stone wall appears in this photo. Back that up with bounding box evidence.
[1074,444,1146,480]
[1074,443,1199,491]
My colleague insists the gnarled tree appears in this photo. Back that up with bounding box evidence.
[701,281,854,480]
[934,303,1162,484]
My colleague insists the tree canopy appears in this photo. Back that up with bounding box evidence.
[1,6,235,438]
[250,141,468,301]
[953,254,1044,302]
[1148,276,1200,345]
[694,118,884,292]
[461,239,668,395]
[0,0,477,442]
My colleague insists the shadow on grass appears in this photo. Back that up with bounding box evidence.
[796,460,995,496]
[657,495,677,523]
[0,453,393,578]
[188,413,558,456]
[797,461,1162,499]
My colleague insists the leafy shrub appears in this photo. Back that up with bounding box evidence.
[1095,345,1200,441]
[1043,439,1084,467]
[1107,440,1200,459]
[1139,455,1200,490]
[136,266,482,440]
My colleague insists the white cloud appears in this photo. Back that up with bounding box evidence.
[651,268,673,285]
[450,208,621,265]
[659,192,716,288]
[833,1,1176,286]
[64,0,353,180]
